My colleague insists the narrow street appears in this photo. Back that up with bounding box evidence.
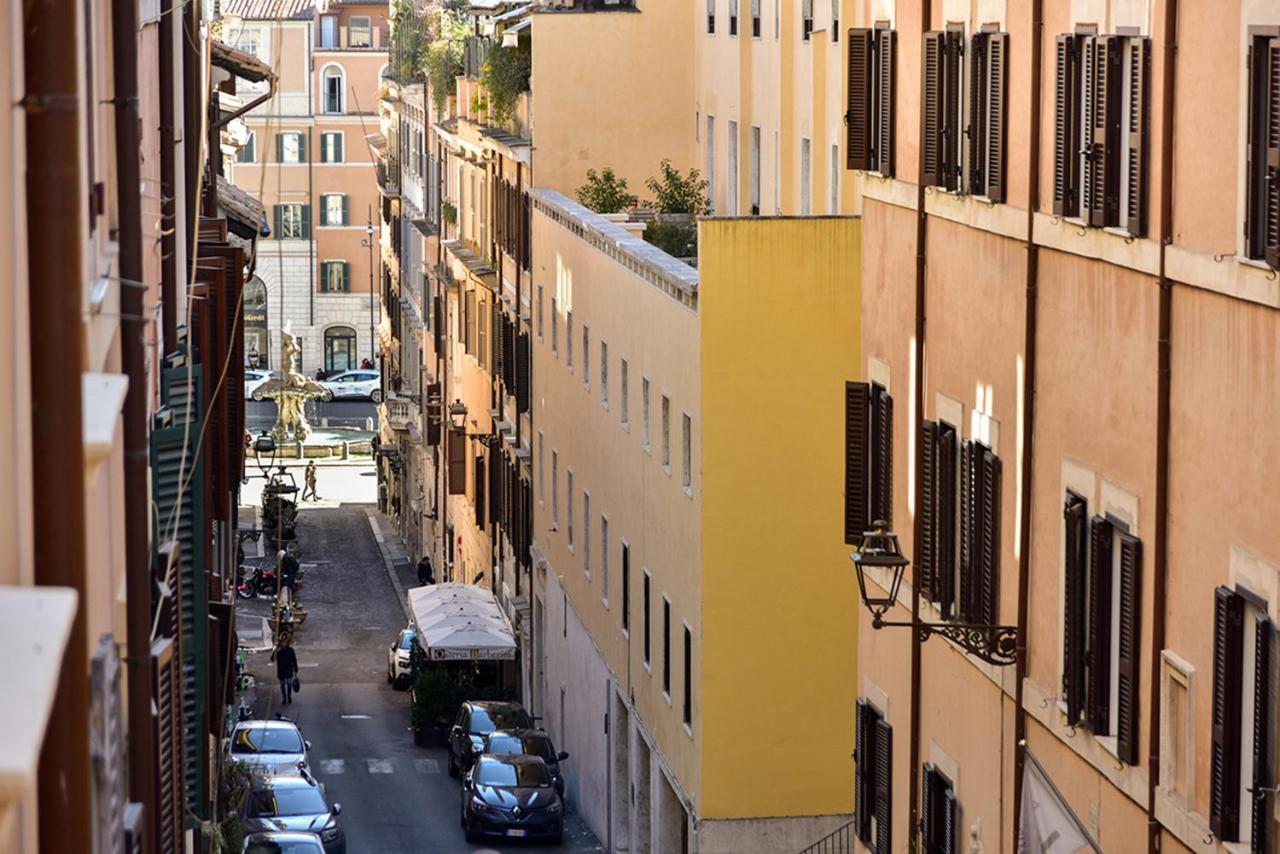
[237,482,602,853]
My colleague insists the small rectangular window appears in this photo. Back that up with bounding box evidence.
[583,492,591,576]
[643,571,651,666]
[727,120,739,215]
[600,341,609,406]
[322,193,347,226]
[642,378,651,451]
[620,359,630,427]
[661,395,671,470]
[621,543,631,632]
[552,451,559,525]
[349,15,372,47]
[729,0,738,36]
[567,311,574,368]
[663,598,672,695]
[682,413,692,491]
[800,138,812,214]
[706,116,716,214]
[582,324,590,388]
[320,132,344,163]
[551,298,559,354]
[538,432,545,504]
[567,470,574,548]
[601,516,610,604]
[537,285,544,338]
[683,626,692,725]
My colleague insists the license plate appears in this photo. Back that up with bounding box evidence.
[506,829,527,838]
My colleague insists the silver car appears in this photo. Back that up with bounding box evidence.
[386,627,415,687]
[243,775,344,854]
[242,831,326,854]
[230,720,311,776]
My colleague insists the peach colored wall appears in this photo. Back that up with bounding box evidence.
[314,53,385,116]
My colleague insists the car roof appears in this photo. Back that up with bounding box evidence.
[236,719,301,731]
[487,728,548,741]
[245,832,322,842]
[252,774,319,791]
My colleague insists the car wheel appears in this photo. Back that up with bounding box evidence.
[371,389,383,403]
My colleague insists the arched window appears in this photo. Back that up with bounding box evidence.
[243,277,270,368]
[322,65,345,114]
[324,326,358,373]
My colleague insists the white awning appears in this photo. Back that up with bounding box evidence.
[407,583,517,661]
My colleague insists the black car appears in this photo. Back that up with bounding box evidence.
[242,775,345,854]
[483,729,570,796]
[447,700,533,777]
[461,754,564,844]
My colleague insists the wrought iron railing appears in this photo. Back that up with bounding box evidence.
[797,820,856,854]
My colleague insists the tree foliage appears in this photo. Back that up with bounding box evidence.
[480,35,531,126]
[644,159,710,215]
[576,167,636,214]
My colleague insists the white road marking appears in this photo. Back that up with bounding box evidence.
[367,759,394,774]
[319,759,345,775]
[414,758,440,775]
[340,714,371,719]
[298,662,320,668]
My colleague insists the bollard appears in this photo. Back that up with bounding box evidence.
[341,441,350,460]
[366,416,375,432]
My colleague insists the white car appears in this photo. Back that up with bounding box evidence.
[321,370,382,402]
[387,627,415,687]
[229,719,311,776]
[245,369,271,399]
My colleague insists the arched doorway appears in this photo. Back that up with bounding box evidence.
[324,326,358,374]
[244,277,269,368]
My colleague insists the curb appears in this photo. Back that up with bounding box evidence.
[366,508,413,625]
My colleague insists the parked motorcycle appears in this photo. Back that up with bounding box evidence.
[234,565,278,599]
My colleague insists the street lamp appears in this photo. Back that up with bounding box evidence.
[253,431,278,479]
[849,521,1019,666]
[447,399,499,446]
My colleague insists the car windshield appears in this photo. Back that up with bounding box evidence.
[522,735,557,763]
[469,707,529,734]
[485,734,523,755]
[475,761,550,788]
[398,632,415,651]
[244,840,324,854]
[246,786,329,817]
[232,727,304,755]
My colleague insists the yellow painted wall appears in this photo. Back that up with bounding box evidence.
[697,216,861,818]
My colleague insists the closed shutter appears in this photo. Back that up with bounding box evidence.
[273,205,282,239]
[1062,493,1088,726]
[1116,533,1142,764]
[425,383,441,446]
[967,34,988,195]
[150,637,185,854]
[847,29,874,170]
[1124,38,1150,236]
[1086,515,1113,733]
[299,132,308,162]
[434,294,444,354]
[319,262,329,289]
[342,194,349,225]
[490,445,503,527]
[875,26,896,176]
[1252,614,1275,853]
[447,431,467,494]
[871,385,893,526]
[918,421,939,602]
[475,455,486,527]
[1210,585,1244,841]
[300,204,312,238]
[1265,39,1280,268]
[942,30,963,190]
[343,262,350,292]
[985,33,1009,201]
[516,332,531,413]
[844,382,870,544]
[276,133,284,162]
[874,717,893,854]
[936,424,957,618]
[336,132,344,162]
[1053,34,1082,216]
[1083,36,1121,228]
[978,447,1001,627]
[854,699,875,842]
[922,31,946,187]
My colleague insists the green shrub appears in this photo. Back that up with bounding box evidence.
[576,167,636,214]
[426,38,463,113]
[643,221,698,258]
[644,159,710,215]
[480,36,531,126]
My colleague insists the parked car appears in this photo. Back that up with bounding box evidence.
[245,369,271,399]
[242,775,345,854]
[230,720,311,776]
[242,831,326,854]
[447,700,533,778]
[483,729,570,796]
[320,370,381,402]
[386,627,415,687]
[461,754,564,844]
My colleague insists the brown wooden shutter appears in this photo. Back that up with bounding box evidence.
[516,331,531,413]
[1124,38,1150,236]
[844,382,870,544]
[936,425,957,618]
[875,27,897,175]
[871,385,893,526]
[942,30,964,191]
[1083,36,1122,227]
[978,446,1001,627]
[922,32,946,187]
[425,382,442,446]
[921,764,938,851]
[855,699,875,842]
[1251,614,1275,852]
[847,29,874,170]
[1265,39,1280,268]
[918,421,939,602]
[448,431,467,494]
[1116,533,1142,764]
[958,440,975,621]
[967,34,987,195]
[1062,493,1088,726]
[1210,585,1245,841]
[874,717,893,854]
[942,788,958,854]
[151,637,185,854]
[1086,515,1114,733]
[1053,34,1082,216]
[474,454,487,526]
[985,33,1009,201]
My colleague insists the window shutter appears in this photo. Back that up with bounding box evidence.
[1265,39,1280,268]
[1053,35,1082,216]
[942,30,963,190]
[1062,493,1088,726]
[978,446,1001,627]
[336,132,344,162]
[273,204,282,238]
[958,440,975,621]
[342,262,350,292]
[425,383,442,446]
[847,29,874,170]
[300,205,312,238]
[516,332,531,413]
[936,425,957,618]
[319,262,328,289]
[447,432,467,494]
[1116,533,1142,764]
[299,132,308,162]
[1252,614,1275,853]
[342,194,349,225]
[942,788,959,854]
[967,34,988,195]
[276,133,284,162]
[918,421,939,602]
[489,445,503,526]
[922,31,946,187]
[474,455,486,527]
[1083,36,1121,227]
[875,27,896,176]
[150,637,185,854]
[920,764,937,852]
[1124,38,1150,236]
[1210,585,1244,841]
[844,381,870,544]
[985,33,1009,201]
[873,718,893,854]
[854,699,875,842]
[1086,515,1114,733]
[871,385,893,526]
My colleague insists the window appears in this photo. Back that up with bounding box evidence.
[751,0,760,37]
[320,15,338,47]
[321,193,348,226]
[477,297,487,371]
[774,129,780,212]
[621,543,630,632]
[642,378,651,451]
[322,66,345,114]
[706,116,716,213]
[843,381,893,542]
[538,432,545,504]
[237,131,256,163]
[537,285,544,338]
[320,132,344,163]
[727,120,739,215]
[683,626,692,726]
[567,470,575,549]
[582,324,590,388]
[1052,33,1149,229]
[600,341,609,406]
[1245,31,1279,264]
[920,29,965,194]
[566,310,574,368]
[774,0,779,39]
[729,0,738,36]
[917,419,957,612]
[277,132,305,163]
[552,451,559,525]
[661,395,671,470]
[802,0,813,40]
[750,126,761,214]
[846,25,897,176]
[323,326,357,373]
[349,15,372,48]
[706,0,715,34]
[830,0,839,40]
[643,571,651,667]
[681,413,692,491]
[583,492,591,576]
[920,764,958,854]
[601,516,609,603]
[274,203,310,239]
[620,359,629,427]
[854,699,892,852]
[1160,653,1193,804]
[464,289,476,355]
[1209,586,1275,845]
[830,144,840,212]
[662,598,671,695]
[551,297,559,354]
[800,137,812,214]
[320,261,350,292]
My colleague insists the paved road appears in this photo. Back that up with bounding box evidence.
[237,503,602,853]
[247,398,378,431]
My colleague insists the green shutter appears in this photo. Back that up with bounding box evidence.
[335,133,344,162]
[319,262,329,289]
[273,205,282,239]
[301,205,311,238]
[341,194,349,225]
[276,133,283,162]
[299,132,308,162]
[343,262,351,292]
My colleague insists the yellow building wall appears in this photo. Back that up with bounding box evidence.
[697,216,861,818]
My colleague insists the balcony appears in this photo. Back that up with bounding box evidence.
[383,395,419,434]
[375,160,400,198]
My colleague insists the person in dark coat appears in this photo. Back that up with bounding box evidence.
[271,638,299,704]
[280,547,300,599]
[417,555,435,586]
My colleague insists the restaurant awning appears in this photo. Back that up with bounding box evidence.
[407,583,517,661]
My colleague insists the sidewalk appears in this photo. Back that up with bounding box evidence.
[366,508,417,625]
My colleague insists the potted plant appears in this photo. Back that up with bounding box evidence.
[410,667,456,747]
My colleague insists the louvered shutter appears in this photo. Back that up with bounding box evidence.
[276,133,284,162]
[875,27,896,175]
[1083,36,1122,227]
[1062,493,1088,726]
[854,699,875,842]
[475,454,486,526]
[1265,39,1280,268]
[300,204,312,238]
[1124,38,1150,236]
[343,262,350,292]
[1086,515,1113,733]
[871,386,893,526]
[341,194,349,225]
[967,34,988,195]
[273,205,282,239]
[847,29,874,170]
[299,132,308,162]
[942,30,963,191]
[942,788,959,854]
[985,33,1009,201]
[1116,533,1142,764]
[1252,614,1275,853]
[491,445,504,527]
[936,425,958,618]
[958,441,975,622]
[319,261,328,290]
[844,382,870,544]
[1053,34,1082,216]
[447,431,467,494]
[150,637,184,854]
[918,421,939,602]
[978,447,1001,627]
[1210,585,1244,841]
[336,132,344,162]
[922,32,946,187]
[920,764,937,852]
[90,638,125,854]
[874,718,893,854]
[516,331,531,413]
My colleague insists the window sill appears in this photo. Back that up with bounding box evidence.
[683,723,693,739]
[683,485,693,498]
[662,464,671,477]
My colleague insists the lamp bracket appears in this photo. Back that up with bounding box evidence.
[872,618,1019,667]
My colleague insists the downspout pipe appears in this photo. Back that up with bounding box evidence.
[1147,2,1179,850]
[113,0,158,845]
[160,0,178,351]
[1013,0,1045,835]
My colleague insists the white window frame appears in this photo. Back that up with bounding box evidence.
[320,131,344,163]
[281,133,303,164]
[321,259,347,292]
[349,15,372,48]
[280,203,304,239]
[538,432,545,505]
[322,193,346,226]
[321,64,346,114]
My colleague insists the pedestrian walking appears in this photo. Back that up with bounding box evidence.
[271,637,299,705]
[417,554,435,586]
[302,460,319,501]
[280,546,299,603]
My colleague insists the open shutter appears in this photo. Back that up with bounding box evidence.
[978,447,1001,627]
[299,132,308,162]
[300,204,312,239]
[1116,533,1142,764]
[874,718,893,854]
[922,31,946,187]
[474,454,487,527]
[936,425,957,618]
[1086,515,1113,733]
[942,30,963,191]
[847,29,874,170]
[1083,36,1122,227]
[336,132,344,162]
[958,441,975,622]
[273,205,282,239]
[1265,38,1280,268]
[1053,34,1082,216]
[342,194,350,225]
[854,699,875,842]
[942,788,959,854]
[844,382,870,544]
[871,386,893,526]
[1063,494,1088,726]
[985,33,1009,201]
[920,765,938,852]
[150,637,184,854]
[875,27,896,175]
[1124,38,1150,236]
[319,262,329,290]
[447,432,467,494]
[918,421,939,602]
[343,262,351,292]
[1252,614,1275,853]
[967,34,987,195]
[1210,585,1245,841]
[516,331,531,413]
[425,382,441,446]
[276,133,284,162]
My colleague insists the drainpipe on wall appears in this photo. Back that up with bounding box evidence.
[308,128,315,328]
[160,0,178,351]
[1147,2,1179,851]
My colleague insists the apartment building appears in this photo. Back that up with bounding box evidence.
[841,1,1280,852]
[225,0,386,374]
